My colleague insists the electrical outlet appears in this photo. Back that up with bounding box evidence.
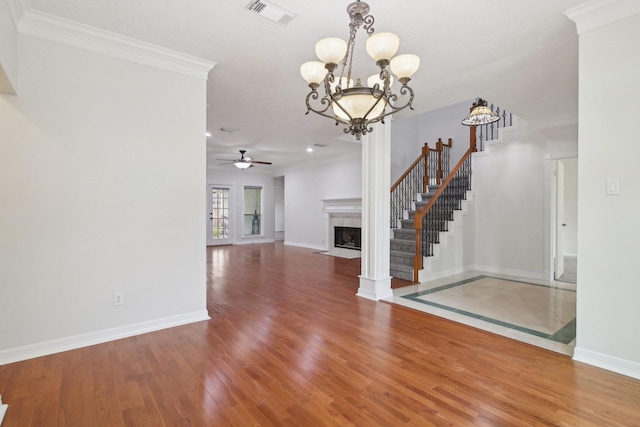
[114,292,123,306]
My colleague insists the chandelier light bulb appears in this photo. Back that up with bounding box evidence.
[315,38,348,65]
[390,54,421,81]
[366,32,400,62]
[300,61,328,85]
[333,92,386,121]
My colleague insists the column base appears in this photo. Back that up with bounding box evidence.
[357,275,393,301]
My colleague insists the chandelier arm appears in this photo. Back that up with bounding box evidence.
[364,85,415,125]
[379,68,392,93]
[305,90,333,116]
[385,85,415,112]
[323,72,335,95]
[342,121,373,140]
[305,90,353,126]
[363,14,375,34]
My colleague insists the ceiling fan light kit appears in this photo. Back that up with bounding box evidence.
[217,150,273,169]
[300,0,420,140]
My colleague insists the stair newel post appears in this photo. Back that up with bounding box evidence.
[414,223,423,283]
[469,102,478,152]
[422,142,430,193]
[436,138,444,185]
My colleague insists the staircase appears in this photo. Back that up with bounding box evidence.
[390,99,513,283]
[390,185,436,281]
[390,177,470,281]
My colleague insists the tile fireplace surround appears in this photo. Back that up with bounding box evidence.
[323,198,362,257]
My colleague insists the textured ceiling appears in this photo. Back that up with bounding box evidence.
[27,0,584,172]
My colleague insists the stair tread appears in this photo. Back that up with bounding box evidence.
[390,264,413,273]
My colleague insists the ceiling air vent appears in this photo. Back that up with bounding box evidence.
[246,0,297,26]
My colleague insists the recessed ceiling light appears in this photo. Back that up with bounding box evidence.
[306,147,313,152]
[205,132,212,137]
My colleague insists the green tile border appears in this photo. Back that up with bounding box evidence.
[401,275,576,344]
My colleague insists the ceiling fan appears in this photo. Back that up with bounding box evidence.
[217,150,272,169]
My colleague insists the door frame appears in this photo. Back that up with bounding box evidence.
[549,157,577,281]
[555,161,566,279]
[206,184,234,246]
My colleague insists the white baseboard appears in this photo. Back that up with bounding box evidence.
[472,264,547,282]
[0,310,210,366]
[283,241,327,251]
[418,265,475,282]
[235,238,275,245]
[573,347,640,380]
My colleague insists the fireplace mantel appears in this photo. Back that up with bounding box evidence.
[322,198,362,214]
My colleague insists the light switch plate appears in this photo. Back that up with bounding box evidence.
[606,178,620,195]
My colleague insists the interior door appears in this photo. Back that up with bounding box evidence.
[207,185,232,246]
[555,161,565,279]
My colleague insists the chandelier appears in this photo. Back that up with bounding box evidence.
[300,1,420,140]
[461,98,500,126]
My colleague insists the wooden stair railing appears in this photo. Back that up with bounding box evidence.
[390,138,452,228]
[412,148,473,283]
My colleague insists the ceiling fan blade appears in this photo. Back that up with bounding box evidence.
[251,160,272,165]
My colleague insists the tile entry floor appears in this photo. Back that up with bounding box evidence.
[388,271,576,356]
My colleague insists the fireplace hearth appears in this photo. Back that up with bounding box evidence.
[334,226,361,251]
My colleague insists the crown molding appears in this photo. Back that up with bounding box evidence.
[15,9,215,79]
[565,0,640,34]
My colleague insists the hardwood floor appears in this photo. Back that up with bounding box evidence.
[1,243,640,426]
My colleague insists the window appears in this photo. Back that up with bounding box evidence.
[244,186,262,235]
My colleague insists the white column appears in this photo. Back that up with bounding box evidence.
[357,121,392,301]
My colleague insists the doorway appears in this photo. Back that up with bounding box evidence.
[274,176,285,242]
[207,185,233,246]
[553,158,578,283]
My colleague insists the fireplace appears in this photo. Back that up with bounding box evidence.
[323,198,361,258]
[334,226,361,251]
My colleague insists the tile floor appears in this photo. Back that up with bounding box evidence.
[388,271,577,356]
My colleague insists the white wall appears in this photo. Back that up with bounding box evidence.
[471,119,551,279]
[206,168,276,244]
[0,34,209,362]
[0,0,17,94]
[283,155,361,250]
[573,11,640,375]
[391,100,474,184]
[390,115,419,183]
